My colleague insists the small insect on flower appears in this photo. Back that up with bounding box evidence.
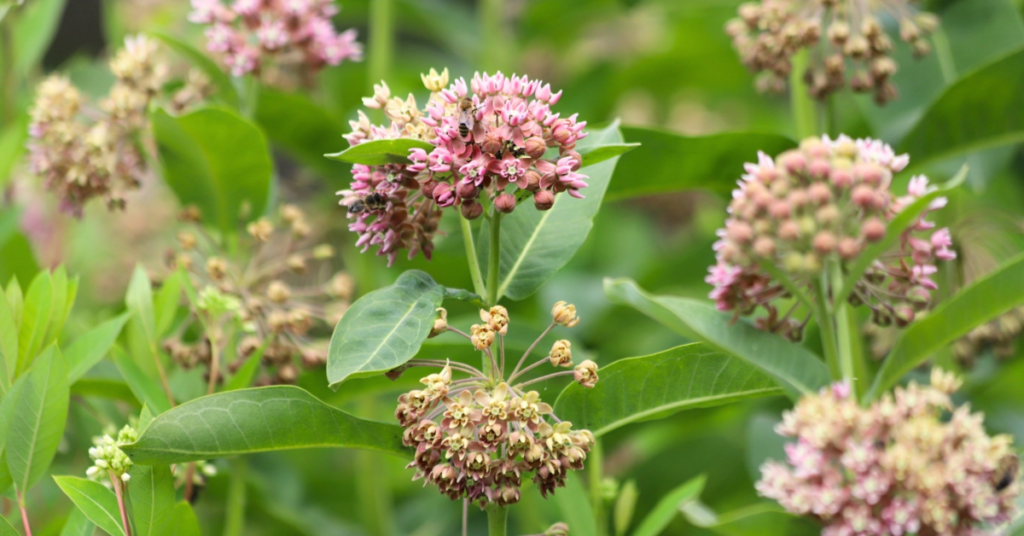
[994,454,1020,492]
[456,97,479,140]
[347,192,389,214]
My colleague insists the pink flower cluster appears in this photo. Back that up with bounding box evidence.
[337,70,589,265]
[706,135,955,339]
[188,0,361,82]
[757,371,1019,536]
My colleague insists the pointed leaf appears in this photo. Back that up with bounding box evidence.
[327,270,444,388]
[170,502,203,536]
[868,252,1024,400]
[324,138,434,166]
[13,0,67,78]
[6,278,22,327]
[223,343,265,392]
[0,286,16,391]
[70,379,139,406]
[578,142,640,167]
[64,312,132,383]
[607,128,797,201]
[632,476,706,536]
[121,386,406,464]
[255,88,349,177]
[128,464,176,536]
[554,343,782,436]
[18,271,54,374]
[53,476,126,536]
[150,31,238,108]
[555,472,598,536]
[7,346,69,492]
[139,404,154,432]
[113,346,172,414]
[154,271,182,338]
[604,278,830,399]
[127,265,156,346]
[480,121,623,301]
[60,506,96,536]
[44,266,69,347]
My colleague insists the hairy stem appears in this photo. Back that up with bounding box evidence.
[487,213,503,306]
[463,499,469,536]
[357,399,396,536]
[16,488,32,536]
[223,457,248,536]
[486,503,507,536]
[460,214,487,298]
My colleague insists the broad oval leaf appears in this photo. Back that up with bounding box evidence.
[604,278,831,399]
[170,502,202,536]
[899,46,1024,168]
[327,270,444,388]
[554,343,782,436]
[64,312,131,383]
[59,506,96,536]
[128,464,176,536]
[325,138,435,166]
[256,88,349,177]
[121,386,406,464]
[632,476,706,536]
[480,121,623,301]
[53,476,125,536]
[606,128,797,201]
[152,107,272,235]
[150,31,238,108]
[867,252,1024,401]
[7,346,69,492]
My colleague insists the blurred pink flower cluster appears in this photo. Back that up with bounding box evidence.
[338,69,589,265]
[188,0,361,82]
[706,135,955,340]
[757,371,1019,536]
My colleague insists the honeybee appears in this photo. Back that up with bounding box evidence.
[347,192,389,214]
[457,98,479,139]
[994,454,1020,492]
[496,139,526,159]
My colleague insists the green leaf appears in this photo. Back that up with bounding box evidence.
[578,142,640,168]
[170,502,203,536]
[53,476,126,536]
[64,312,131,383]
[59,506,96,536]
[150,31,238,108]
[128,464,176,536]
[442,287,482,303]
[0,515,17,536]
[480,121,623,301]
[606,128,797,201]
[614,480,639,536]
[7,346,69,492]
[70,379,139,406]
[0,225,39,287]
[152,107,272,234]
[0,375,28,455]
[554,472,598,536]
[255,88,349,177]
[154,271,182,339]
[836,166,967,305]
[139,404,154,431]
[604,278,831,399]
[632,475,706,536]
[0,283,17,392]
[324,138,435,166]
[18,271,54,374]
[223,343,265,392]
[0,119,28,191]
[6,277,23,326]
[44,266,69,347]
[680,500,802,536]
[899,46,1024,168]
[554,343,782,436]
[121,385,406,464]
[327,270,444,388]
[13,0,67,78]
[868,252,1024,400]
[113,346,172,414]
[126,264,156,344]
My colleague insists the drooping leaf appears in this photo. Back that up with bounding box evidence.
[150,31,238,108]
[606,128,797,201]
[604,278,831,399]
[578,142,640,167]
[554,472,598,536]
[899,46,1024,168]
[632,476,706,536]
[53,476,126,536]
[128,464,176,536]
[327,270,444,388]
[13,0,67,77]
[325,138,435,166]
[554,343,782,436]
[479,121,623,301]
[59,506,96,536]
[122,386,406,464]
[152,107,272,235]
[112,346,172,414]
[17,271,54,374]
[64,312,131,383]
[255,88,349,177]
[170,502,203,536]
[868,252,1024,400]
[7,346,69,492]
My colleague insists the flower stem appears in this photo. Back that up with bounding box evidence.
[514,370,573,389]
[814,275,841,381]
[486,213,503,306]
[789,49,817,140]
[486,503,507,536]
[16,488,32,536]
[830,260,856,390]
[590,439,607,536]
[460,214,487,298]
[511,323,553,379]
[112,477,133,536]
[222,457,248,536]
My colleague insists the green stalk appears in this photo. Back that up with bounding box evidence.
[830,261,856,390]
[486,213,503,306]
[590,439,607,536]
[486,503,507,536]
[368,0,394,86]
[479,0,511,71]
[814,275,841,380]
[222,457,248,536]
[789,49,817,140]
[356,400,396,536]
[460,214,487,299]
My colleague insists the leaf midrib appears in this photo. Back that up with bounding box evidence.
[496,198,559,299]
[14,357,52,491]
[62,480,124,536]
[592,387,782,436]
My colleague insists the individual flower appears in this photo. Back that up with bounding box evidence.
[549,340,573,367]
[162,204,351,387]
[726,0,939,104]
[27,36,167,216]
[188,0,362,86]
[337,70,588,265]
[393,302,597,507]
[707,135,955,339]
[757,371,1019,535]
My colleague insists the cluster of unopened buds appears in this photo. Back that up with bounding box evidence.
[86,425,138,486]
[757,369,1020,536]
[337,68,589,265]
[163,204,354,386]
[725,0,938,104]
[393,301,599,506]
[188,0,362,83]
[706,135,956,341]
[28,35,167,216]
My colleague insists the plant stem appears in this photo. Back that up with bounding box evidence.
[356,399,396,536]
[590,439,607,536]
[206,327,221,395]
[16,488,32,536]
[148,341,176,407]
[184,463,197,502]
[460,214,487,298]
[486,503,507,536]
[814,276,841,380]
[463,499,469,536]
[789,49,817,140]
[223,457,248,536]
[112,478,133,536]
[510,323,553,379]
[368,0,393,87]
[486,213,503,306]
[830,260,855,389]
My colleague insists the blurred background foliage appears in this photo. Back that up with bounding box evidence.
[4,0,1024,534]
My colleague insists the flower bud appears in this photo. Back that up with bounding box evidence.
[727,222,753,244]
[813,231,836,254]
[815,204,840,227]
[313,244,335,259]
[830,168,853,189]
[753,236,775,257]
[784,252,804,273]
[808,159,831,180]
[481,305,509,335]
[495,192,517,214]
[534,190,555,211]
[803,253,821,274]
[267,280,290,303]
[280,204,303,224]
[893,304,915,328]
[861,217,886,242]
[287,254,307,274]
[808,183,832,204]
[470,324,495,350]
[456,181,479,200]
[852,185,875,208]
[177,231,197,250]
[549,340,573,367]
[930,367,962,394]
[787,189,808,207]
[544,523,570,536]
[206,257,228,280]
[552,301,580,327]
[778,151,807,174]
[779,220,801,241]
[247,218,273,242]
[524,137,548,159]
[327,272,354,300]
[769,200,791,219]
[482,133,504,155]
[429,307,448,338]
[573,360,599,388]
[301,349,327,368]
[461,201,484,220]
[838,237,860,260]
[519,169,541,191]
